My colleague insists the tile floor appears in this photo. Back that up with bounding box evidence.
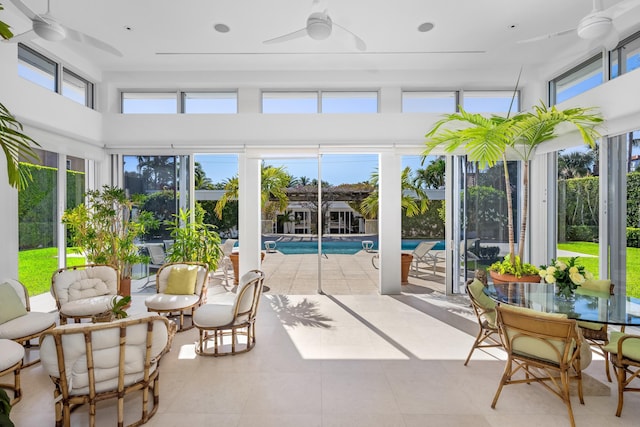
[8,251,640,426]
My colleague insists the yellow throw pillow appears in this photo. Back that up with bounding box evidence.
[164,266,199,295]
[0,282,27,324]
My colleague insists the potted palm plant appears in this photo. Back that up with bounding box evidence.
[165,206,223,274]
[423,100,603,281]
[62,186,154,296]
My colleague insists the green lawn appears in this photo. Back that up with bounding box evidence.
[19,248,86,296]
[558,242,640,297]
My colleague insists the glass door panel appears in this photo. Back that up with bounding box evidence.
[556,146,601,279]
[320,154,378,294]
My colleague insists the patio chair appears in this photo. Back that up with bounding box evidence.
[575,279,615,382]
[464,278,502,365]
[491,304,586,427]
[140,244,168,289]
[144,262,209,331]
[603,332,640,417]
[39,314,176,427]
[219,239,237,286]
[0,338,24,405]
[410,241,441,276]
[194,269,265,356]
[0,279,57,367]
[51,265,121,325]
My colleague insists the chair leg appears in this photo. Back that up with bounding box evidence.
[464,331,483,366]
[604,349,612,382]
[491,360,511,409]
[615,363,625,417]
[560,370,576,427]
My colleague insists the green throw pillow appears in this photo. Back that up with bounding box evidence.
[468,279,496,327]
[164,266,199,295]
[0,282,27,324]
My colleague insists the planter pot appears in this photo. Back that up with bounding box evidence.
[401,253,413,285]
[119,277,131,297]
[489,270,541,285]
[230,252,266,285]
[92,311,115,323]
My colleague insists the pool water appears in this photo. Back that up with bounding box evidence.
[272,239,445,255]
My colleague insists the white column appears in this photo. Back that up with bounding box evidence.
[0,156,18,279]
[378,150,402,295]
[238,152,262,278]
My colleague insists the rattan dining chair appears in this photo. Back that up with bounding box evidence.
[464,278,502,366]
[492,304,586,427]
[603,332,640,417]
[575,279,615,382]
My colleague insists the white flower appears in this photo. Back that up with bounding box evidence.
[585,271,594,280]
[570,272,586,284]
[555,260,567,271]
[569,266,579,274]
[538,268,547,278]
[545,274,556,284]
[547,266,557,275]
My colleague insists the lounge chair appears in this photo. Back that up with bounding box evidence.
[410,241,441,276]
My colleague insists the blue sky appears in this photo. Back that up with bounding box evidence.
[195,154,430,186]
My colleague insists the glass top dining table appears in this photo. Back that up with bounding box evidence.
[484,281,640,327]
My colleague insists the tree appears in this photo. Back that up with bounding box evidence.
[194,161,213,189]
[214,164,291,219]
[0,5,40,189]
[558,150,595,179]
[415,158,446,189]
[361,166,429,219]
[424,102,603,275]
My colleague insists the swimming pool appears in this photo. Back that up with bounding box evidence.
[271,239,445,255]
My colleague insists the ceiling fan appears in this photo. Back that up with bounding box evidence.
[6,0,122,57]
[263,1,366,51]
[518,0,640,50]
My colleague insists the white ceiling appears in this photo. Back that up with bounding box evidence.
[3,0,640,75]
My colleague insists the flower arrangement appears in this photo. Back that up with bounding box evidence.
[538,256,593,298]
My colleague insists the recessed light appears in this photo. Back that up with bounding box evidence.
[418,22,435,33]
[214,23,230,33]
[123,25,133,31]
[508,24,518,30]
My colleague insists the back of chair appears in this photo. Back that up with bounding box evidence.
[412,241,436,258]
[40,315,174,396]
[235,270,265,322]
[496,305,579,367]
[221,239,237,257]
[156,262,209,295]
[51,265,119,306]
[147,244,167,265]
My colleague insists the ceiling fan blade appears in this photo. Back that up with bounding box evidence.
[263,28,308,45]
[64,26,123,57]
[333,22,367,51]
[3,28,35,43]
[606,0,640,19]
[8,0,45,22]
[517,27,575,44]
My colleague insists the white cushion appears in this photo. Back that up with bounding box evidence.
[193,293,236,328]
[40,314,169,396]
[60,295,118,316]
[144,293,200,311]
[53,266,118,305]
[0,338,24,370]
[0,311,56,340]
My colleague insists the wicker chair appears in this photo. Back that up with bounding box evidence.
[40,315,176,427]
[603,332,640,417]
[0,339,24,405]
[144,262,209,332]
[0,279,57,367]
[575,280,615,381]
[194,269,265,356]
[51,265,121,324]
[491,304,586,427]
[464,278,502,365]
